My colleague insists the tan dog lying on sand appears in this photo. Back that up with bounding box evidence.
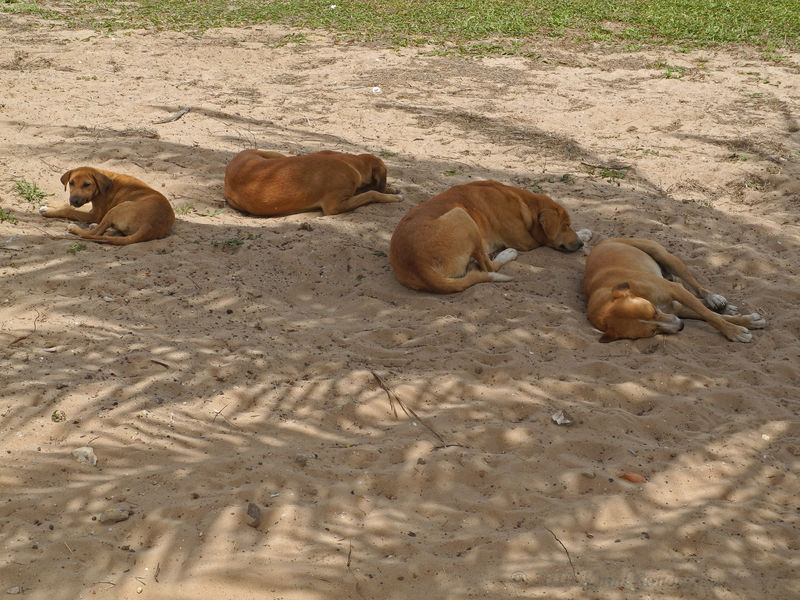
[389,180,591,293]
[584,238,766,342]
[224,149,402,216]
[40,167,175,245]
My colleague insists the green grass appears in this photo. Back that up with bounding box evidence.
[0,207,18,224]
[4,0,799,50]
[12,178,53,205]
[67,241,87,254]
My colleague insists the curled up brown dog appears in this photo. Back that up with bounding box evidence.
[224,149,402,216]
[40,167,175,245]
[389,180,591,293]
[584,237,766,342]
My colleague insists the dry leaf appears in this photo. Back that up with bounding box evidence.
[616,471,646,483]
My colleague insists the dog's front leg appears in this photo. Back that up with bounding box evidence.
[39,204,96,222]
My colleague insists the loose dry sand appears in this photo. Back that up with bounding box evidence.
[1,11,799,600]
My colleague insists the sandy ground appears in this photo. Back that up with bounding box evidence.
[1,10,799,600]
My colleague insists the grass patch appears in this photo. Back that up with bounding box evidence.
[12,178,53,205]
[67,241,87,254]
[0,207,19,224]
[4,1,798,50]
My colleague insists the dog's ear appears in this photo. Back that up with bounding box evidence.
[612,282,631,299]
[538,209,560,240]
[370,158,387,191]
[518,198,533,230]
[60,170,73,189]
[92,171,113,197]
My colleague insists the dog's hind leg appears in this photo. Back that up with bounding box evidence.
[321,190,402,215]
[620,239,728,311]
[68,217,153,245]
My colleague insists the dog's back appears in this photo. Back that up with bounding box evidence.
[224,150,389,217]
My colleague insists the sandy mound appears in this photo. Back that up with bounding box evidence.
[1,14,799,600]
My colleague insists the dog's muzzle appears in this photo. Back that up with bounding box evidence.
[69,196,89,207]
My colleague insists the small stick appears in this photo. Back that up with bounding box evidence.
[154,562,160,583]
[153,107,190,124]
[545,527,577,582]
[64,542,74,553]
[346,541,353,569]
[9,309,42,346]
[370,370,456,449]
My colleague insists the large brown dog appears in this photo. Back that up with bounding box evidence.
[389,180,591,293]
[40,167,175,245]
[584,238,765,342]
[224,149,401,216]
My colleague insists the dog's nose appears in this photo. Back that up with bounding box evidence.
[69,197,81,207]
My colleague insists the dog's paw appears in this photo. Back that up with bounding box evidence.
[576,229,593,243]
[721,303,739,315]
[726,325,752,343]
[494,248,519,265]
[705,293,728,311]
[489,272,513,282]
[394,194,405,202]
[744,312,766,329]
[39,205,52,215]
[67,223,83,235]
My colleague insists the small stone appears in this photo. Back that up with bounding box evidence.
[5,587,22,595]
[245,502,261,528]
[416,457,426,465]
[72,446,97,466]
[551,410,573,426]
[98,508,130,523]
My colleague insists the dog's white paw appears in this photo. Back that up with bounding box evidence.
[395,194,405,202]
[705,293,727,311]
[727,326,752,343]
[67,224,82,235]
[722,303,739,315]
[577,229,593,243]
[489,272,513,282]
[744,312,766,329]
[495,248,519,265]
[39,205,51,214]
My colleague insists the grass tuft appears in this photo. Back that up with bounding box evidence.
[12,178,53,205]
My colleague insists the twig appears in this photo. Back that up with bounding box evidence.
[346,541,353,569]
[64,542,74,553]
[580,160,631,171]
[9,309,42,346]
[545,527,577,583]
[211,404,240,429]
[153,107,190,124]
[150,359,170,369]
[370,370,457,449]
[154,562,160,583]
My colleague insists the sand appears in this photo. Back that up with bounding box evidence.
[1,11,799,600]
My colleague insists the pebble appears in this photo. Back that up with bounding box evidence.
[98,508,130,523]
[245,503,261,528]
[551,410,574,426]
[5,587,22,595]
[72,446,97,466]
